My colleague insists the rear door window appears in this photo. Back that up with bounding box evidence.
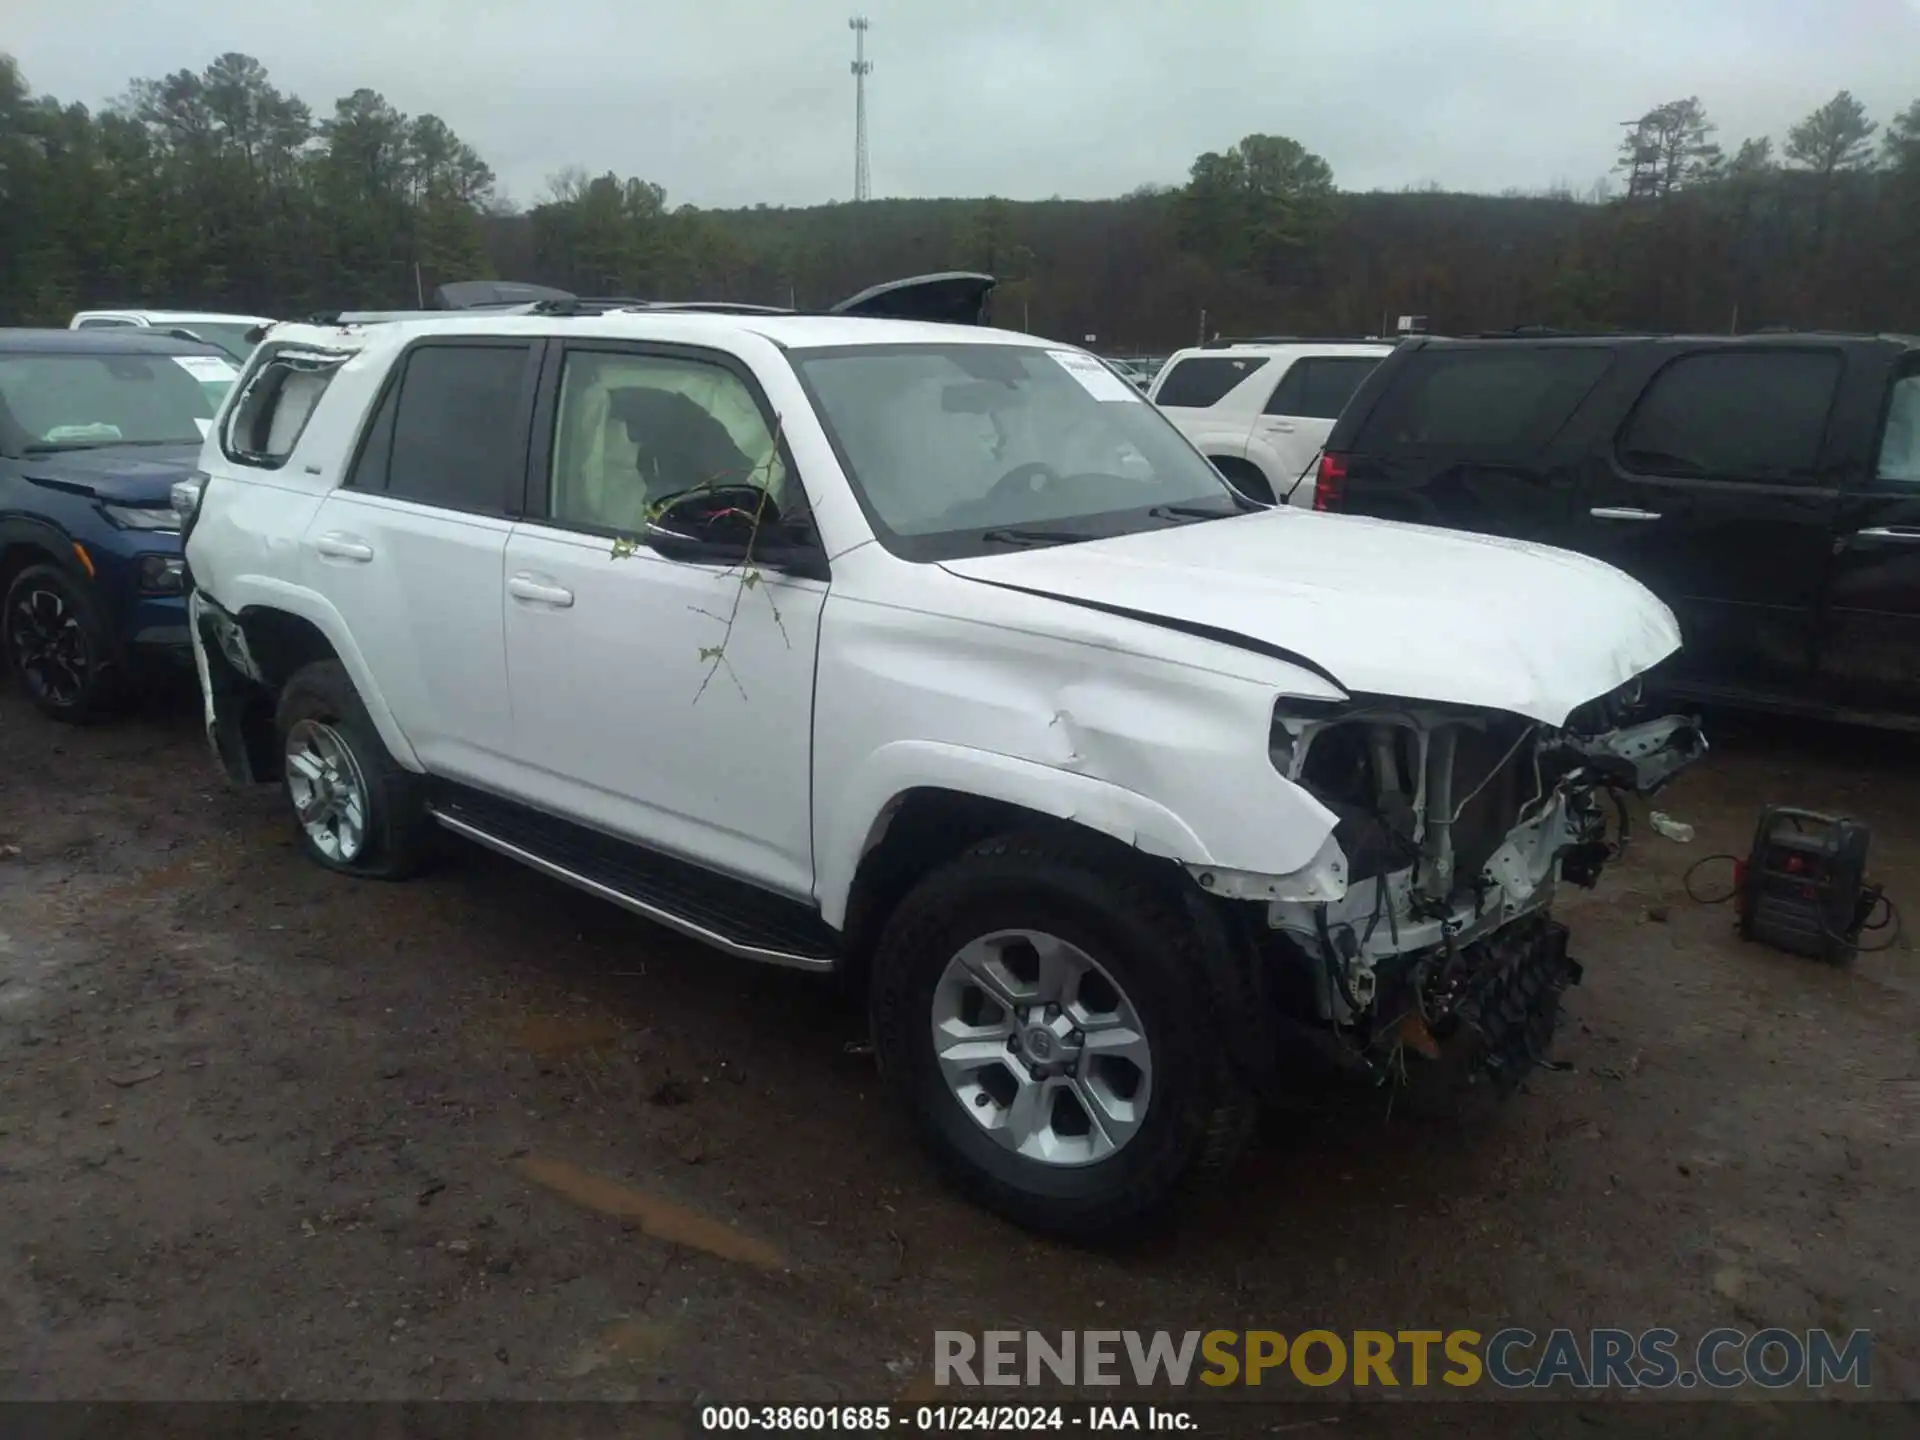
[1618,350,1841,482]
[375,344,535,513]
[1152,355,1269,409]
[1264,356,1383,420]
[1876,371,1920,483]
[1358,347,1613,452]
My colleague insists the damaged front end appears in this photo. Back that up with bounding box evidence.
[1251,689,1703,1108]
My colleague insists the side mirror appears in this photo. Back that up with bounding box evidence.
[642,485,827,579]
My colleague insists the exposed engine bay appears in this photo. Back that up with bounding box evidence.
[1259,688,1705,1104]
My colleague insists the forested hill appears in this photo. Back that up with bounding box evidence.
[487,190,1603,352]
[6,52,1919,346]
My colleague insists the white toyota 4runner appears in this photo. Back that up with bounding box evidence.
[178,279,1703,1236]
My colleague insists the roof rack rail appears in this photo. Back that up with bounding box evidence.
[1467,325,1655,339]
[1202,334,1397,347]
[301,272,1000,330]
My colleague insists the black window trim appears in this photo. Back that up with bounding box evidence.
[1869,351,1920,488]
[1613,344,1847,487]
[522,338,824,563]
[1355,342,1619,456]
[220,340,352,473]
[1152,353,1273,410]
[339,335,545,519]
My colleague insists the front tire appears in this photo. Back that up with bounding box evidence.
[275,660,432,879]
[870,832,1252,1239]
[3,562,118,722]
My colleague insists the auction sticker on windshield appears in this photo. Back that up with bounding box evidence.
[173,355,239,383]
[1047,349,1140,403]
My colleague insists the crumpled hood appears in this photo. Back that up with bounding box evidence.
[23,444,201,506]
[939,507,1682,727]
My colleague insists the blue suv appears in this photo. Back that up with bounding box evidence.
[0,329,239,719]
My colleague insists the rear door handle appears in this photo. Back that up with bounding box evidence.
[1855,526,1920,542]
[1261,419,1297,433]
[508,572,575,608]
[313,532,374,562]
[1589,506,1663,522]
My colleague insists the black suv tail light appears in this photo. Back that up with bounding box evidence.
[1314,452,1348,511]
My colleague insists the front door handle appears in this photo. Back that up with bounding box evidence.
[1854,526,1920,543]
[508,573,575,608]
[314,532,374,562]
[1589,506,1663,522]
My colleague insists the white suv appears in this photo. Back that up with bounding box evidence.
[179,286,1702,1235]
[1148,341,1392,505]
[70,309,274,363]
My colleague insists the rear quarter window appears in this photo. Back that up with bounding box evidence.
[1356,347,1614,452]
[1265,355,1384,420]
[1152,355,1270,409]
[221,347,345,469]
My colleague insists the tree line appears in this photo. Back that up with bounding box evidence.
[4,52,1919,348]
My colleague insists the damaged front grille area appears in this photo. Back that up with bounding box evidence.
[1257,696,1702,1097]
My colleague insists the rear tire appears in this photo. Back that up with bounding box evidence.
[3,562,119,723]
[274,660,432,879]
[870,831,1253,1239]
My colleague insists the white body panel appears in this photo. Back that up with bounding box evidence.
[499,519,826,900]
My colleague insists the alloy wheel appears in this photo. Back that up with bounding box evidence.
[285,719,370,863]
[930,928,1154,1167]
[7,586,90,708]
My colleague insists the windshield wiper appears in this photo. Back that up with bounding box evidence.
[979,527,1086,548]
[1148,502,1239,523]
[23,439,194,455]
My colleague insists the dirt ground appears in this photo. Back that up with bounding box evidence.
[2,677,1917,1421]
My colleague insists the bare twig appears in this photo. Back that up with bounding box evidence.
[608,411,792,702]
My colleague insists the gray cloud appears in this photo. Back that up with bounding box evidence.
[10,0,1920,208]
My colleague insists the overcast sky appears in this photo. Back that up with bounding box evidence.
[10,0,1920,209]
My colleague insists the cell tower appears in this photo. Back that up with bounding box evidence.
[849,16,872,201]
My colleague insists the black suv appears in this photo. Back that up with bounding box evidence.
[1314,332,1920,726]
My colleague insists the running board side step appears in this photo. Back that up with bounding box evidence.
[424,787,840,973]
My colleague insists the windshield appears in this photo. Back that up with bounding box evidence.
[791,342,1242,560]
[0,353,219,451]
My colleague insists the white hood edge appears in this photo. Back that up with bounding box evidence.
[938,508,1683,728]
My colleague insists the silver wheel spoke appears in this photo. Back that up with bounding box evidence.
[1004,1074,1051,1149]
[1073,1072,1145,1151]
[953,937,1026,1011]
[1079,1023,1150,1070]
[933,1033,1010,1089]
[1028,932,1083,1008]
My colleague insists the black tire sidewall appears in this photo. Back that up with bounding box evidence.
[274,662,415,877]
[873,844,1223,1230]
[3,563,115,720]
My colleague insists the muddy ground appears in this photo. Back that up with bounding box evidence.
[1,679,1917,1427]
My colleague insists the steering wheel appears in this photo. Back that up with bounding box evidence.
[981,460,1062,506]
